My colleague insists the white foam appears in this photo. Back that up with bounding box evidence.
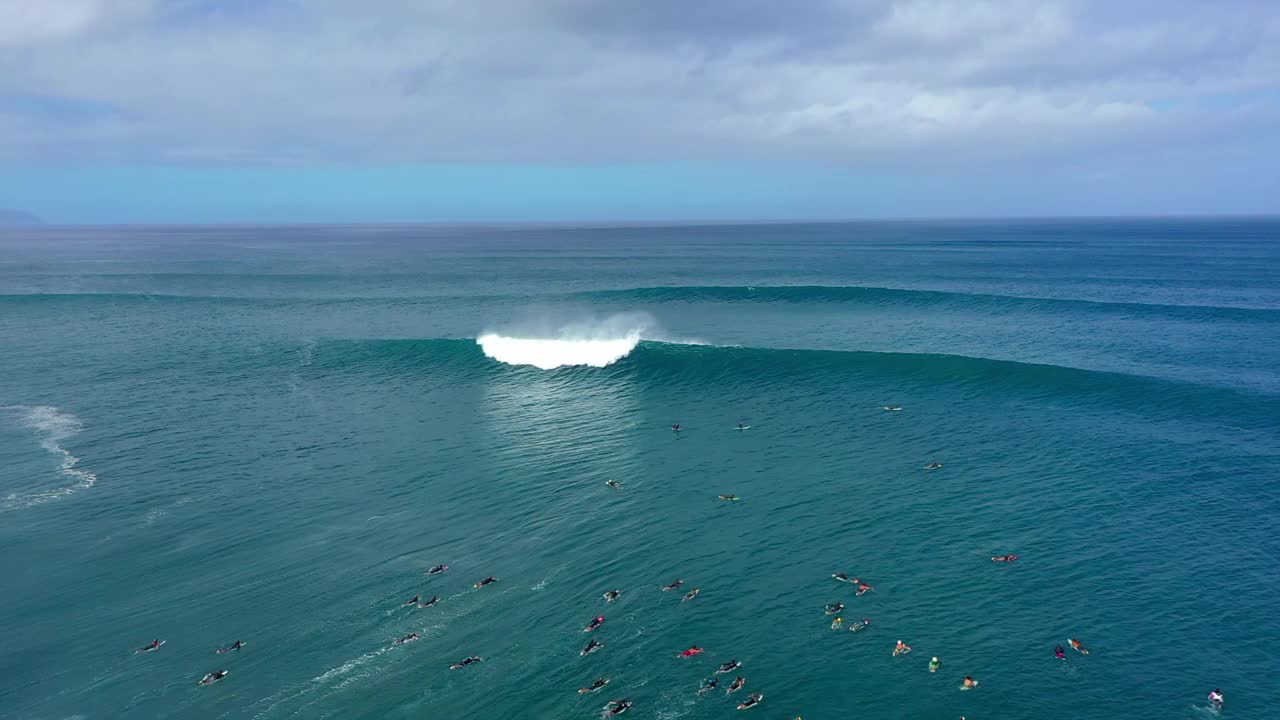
[477,333,641,369]
[2,405,97,511]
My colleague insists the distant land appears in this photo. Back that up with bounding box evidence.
[0,210,41,225]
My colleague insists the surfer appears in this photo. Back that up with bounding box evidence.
[198,670,228,686]
[882,405,903,411]
[963,676,979,689]
[824,602,844,615]
[830,617,844,630]
[584,616,606,632]
[603,589,621,603]
[427,564,448,575]
[992,554,1019,562]
[717,660,742,674]
[606,480,622,489]
[662,579,684,591]
[924,462,943,470]
[419,595,439,608]
[718,494,740,501]
[1069,638,1090,655]
[849,618,871,632]
[698,677,719,694]
[579,678,610,694]
[474,576,498,588]
[736,423,746,431]
[727,676,746,693]
[135,639,163,654]
[216,640,244,654]
[449,656,483,669]
[832,572,853,583]
[581,639,604,656]
[404,595,420,606]
[893,640,912,656]
[1055,645,1066,659]
[856,581,875,596]
[737,692,763,710]
[678,646,704,658]
[394,633,420,645]
[603,699,632,717]
[1208,689,1224,707]
[671,423,681,432]
[682,588,701,602]
[929,656,941,672]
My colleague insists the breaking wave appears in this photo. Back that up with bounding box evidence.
[2,405,98,511]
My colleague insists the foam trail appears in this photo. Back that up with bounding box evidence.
[477,313,653,369]
[2,405,97,511]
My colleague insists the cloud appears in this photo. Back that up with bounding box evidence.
[0,0,1277,168]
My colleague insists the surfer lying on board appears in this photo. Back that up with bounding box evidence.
[404,595,420,606]
[606,480,622,488]
[450,656,483,669]
[579,678,610,693]
[849,618,871,632]
[737,692,763,710]
[682,588,701,602]
[893,640,912,656]
[395,633,420,645]
[198,670,228,686]
[1055,645,1066,659]
[216,640,244,654]
[698,677,719,694]
[135,640,163,654]
[419,596,439,608]
[584,616,606,632]
[856,581,875,596]
[924,462,943,470]
[603,589,621,602]
[824,602,844,615]
[718,494,740,501]
[832,572,853,583]
[581,639,604,655]
[716,660,742,674]
[992,555,1019,562]
[1069,638,1090,654]
[474,576,498,588]
[662,579,684,591]
[427,564,448,575]
[727,676,746,693]
[603,699,632,717]
[678,646,704,658]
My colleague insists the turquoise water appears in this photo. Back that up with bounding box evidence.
[1,220,1278,720]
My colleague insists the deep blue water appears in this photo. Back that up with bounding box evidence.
[1,219,1277,720]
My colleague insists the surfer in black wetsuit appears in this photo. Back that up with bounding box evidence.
[716,660,742,674]
[832,572,852,582]
[698,677,719,694]
[581,639,604,656]
[450,656,483,669]
[682,588,700,602]
[427,564,448,575]
[419,596,439,608]
[825,602,844,615]
[662,579,684,591]
[404,595,420,606]
[135,639,162,654]
[727,676,746,693]
[671,423,681,432]
[474,576,498,588]
[603,699,633,716]
[579,677,610,694]
[199,670,228,685]
[395,633,420,645]
[603,589,621,602]
[216,640,244,653]
[737,692,763,710]
[606,480,622,488]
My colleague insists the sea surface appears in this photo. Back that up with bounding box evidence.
[1,219,1277,720]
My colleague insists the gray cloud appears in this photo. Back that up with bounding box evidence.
[0,0,1277,167]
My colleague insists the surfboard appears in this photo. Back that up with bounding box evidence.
[215,642,245,654]
[135,640,165,654]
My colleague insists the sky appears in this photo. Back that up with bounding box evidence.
[1,0,1278,223]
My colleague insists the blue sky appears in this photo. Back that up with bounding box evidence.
[1,0,1278,222]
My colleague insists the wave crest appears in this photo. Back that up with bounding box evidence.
[477,313,655,369]
[2,405,98,511]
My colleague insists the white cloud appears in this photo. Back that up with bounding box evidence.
[0,0,1276,167]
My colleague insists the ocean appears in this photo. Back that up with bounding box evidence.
[1,219,1277,720]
